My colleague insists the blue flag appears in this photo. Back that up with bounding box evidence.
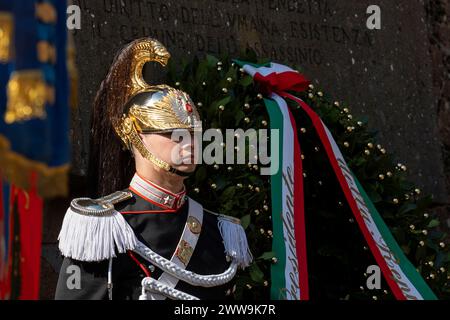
[0,0,72,198]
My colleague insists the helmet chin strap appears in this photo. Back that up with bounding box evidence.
[130,129,195,177]
[167,166,195,177]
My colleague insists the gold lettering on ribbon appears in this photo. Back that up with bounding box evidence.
[337,158,372,224]
[335,157,420,299]
[281,166,301,299]
[378,242,418,300]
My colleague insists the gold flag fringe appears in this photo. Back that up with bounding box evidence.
[0,135,69,198]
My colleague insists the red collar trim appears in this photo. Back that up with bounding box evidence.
[129,173,187,210]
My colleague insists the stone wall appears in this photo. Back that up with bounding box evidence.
[425,0,450,228]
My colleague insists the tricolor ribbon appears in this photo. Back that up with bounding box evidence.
[234,60,437,300]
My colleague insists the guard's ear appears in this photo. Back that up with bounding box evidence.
[137,133,152,153]
[138,133,149,147]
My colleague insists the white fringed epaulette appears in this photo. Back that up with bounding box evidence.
[58,191,138,262]
[204,208,253,269]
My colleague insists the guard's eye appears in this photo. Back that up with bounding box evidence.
[158,132,173,138]
[154,130,195,143]
[170,129,195,137]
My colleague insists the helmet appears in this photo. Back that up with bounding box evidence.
[111,38,201,176]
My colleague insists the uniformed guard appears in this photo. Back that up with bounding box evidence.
[55,38,252,300]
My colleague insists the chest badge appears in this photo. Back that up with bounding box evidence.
[187,216,202,234]
[175,240,194,266]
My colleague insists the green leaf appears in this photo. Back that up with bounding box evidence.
[398,203,417,215]
[212,96,232,109]
[206,54,219,67]
[241,214,251,229]
[234,110,246,126]
[400,245,410,255]
[195,166,207,181]
[367,191,382,203]
[214,176,228,191]
[239,75,253,87]
[249,263,264,282]
[208,96,232,118]
[258,251,276,260]
[195,60,209,82]
[399,180,415,190]
[221,186,236,200]
[427,219,440,228]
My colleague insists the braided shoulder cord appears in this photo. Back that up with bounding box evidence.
[140,277,199,300]
[133,240,237,287]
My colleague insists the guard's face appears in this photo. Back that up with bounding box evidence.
[139,130,198,174]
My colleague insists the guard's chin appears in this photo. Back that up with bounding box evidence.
[175,163,197,174]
